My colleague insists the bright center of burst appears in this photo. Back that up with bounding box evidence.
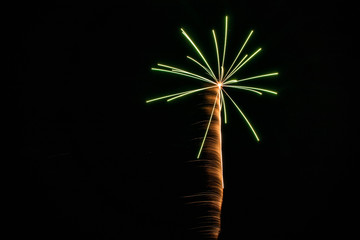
[217,82,223,89]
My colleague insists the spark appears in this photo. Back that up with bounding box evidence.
[187,55,215,78]
[223,89,260,141]
[197,91,219,159]
[221,16,228,81]
[181,28,217,80]
[225,72,279,84]
[220,90,227,124]
[146,85,216,103]
[167,86,217,102]
[152,66,215,84]
[225,85,263,95]
[224,29,253,78]
[212,29,221,78]
[224,47,262,81]
[224,85,278,95]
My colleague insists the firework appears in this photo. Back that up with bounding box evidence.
[147,16,277,239]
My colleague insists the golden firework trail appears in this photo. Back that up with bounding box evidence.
[146,16,277,239]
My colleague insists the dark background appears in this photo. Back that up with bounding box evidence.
[7,1,356,239]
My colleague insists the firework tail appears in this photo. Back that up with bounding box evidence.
[185,87,224,239]
[202,87,224,239]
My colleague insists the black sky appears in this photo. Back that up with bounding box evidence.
[8,1,357,239]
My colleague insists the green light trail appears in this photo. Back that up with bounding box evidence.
[146,90,194,103]
[186,56,214,78]
[197,91,220,159]
[181,28,216,80]
[146,86,216,103]
[221,16,228,81]
[225,48,262,81]
[224,30,253,79]
[212,29,221,79]
[225,72,278,84]
[223,89,260,141]
[220,90,227,124]
[151,67,214,84]
[224,54,248,82]
[225,85,278,95]
[224,85,263,95]
[167,86,217,102]
[157,63,215,84]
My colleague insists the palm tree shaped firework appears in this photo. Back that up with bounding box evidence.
[146,16,278,239]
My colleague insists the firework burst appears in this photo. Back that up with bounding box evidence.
[147,16,277,239]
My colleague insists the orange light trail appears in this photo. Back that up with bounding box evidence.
[190,87,224,239]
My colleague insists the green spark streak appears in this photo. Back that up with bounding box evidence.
[224,54,248,82]
[224,80,239,84]
[225,48,262,81]
[197,91,219,159]
[225,30,254,78]
[151,67,214,85]
[224,85,263,95]
[146,90,192,103]
[212,30,221,79]
[225,72,279,84]
[156,64,215,84]
[167,86,217,102]
[146,86,215,103]
[220,90,227,124]
[221,66,225,82]
[226,85,278,95]
[186,56,214,78]
[181,28,216,80]
[223,89,260,141]
[221,16,228,81]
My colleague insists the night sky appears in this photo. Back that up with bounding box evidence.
[8,1,356,239]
